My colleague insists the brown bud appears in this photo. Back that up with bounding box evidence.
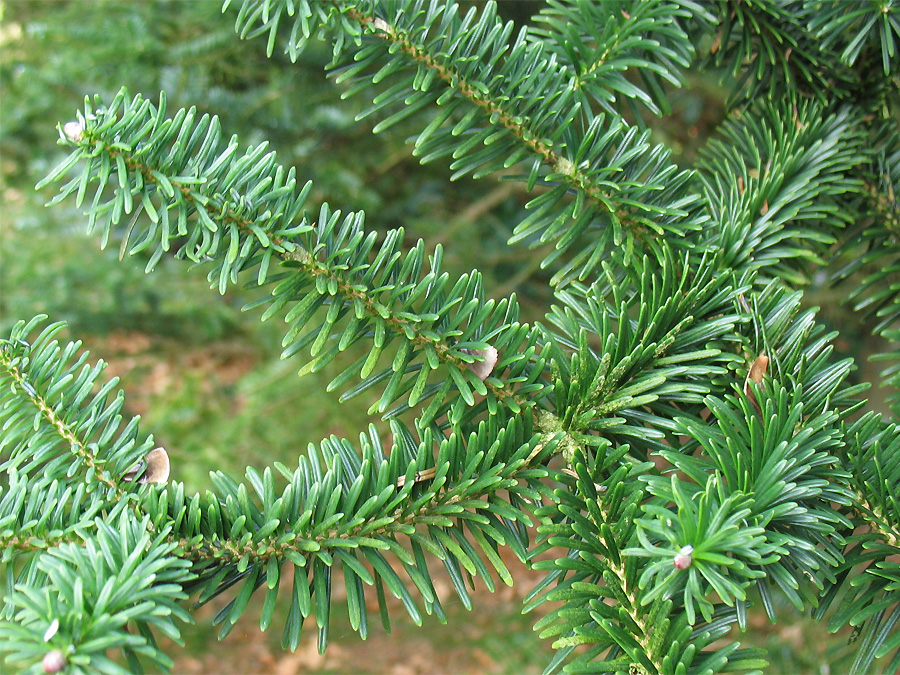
[396,466,436,488]
[744,354,769,415]
[459,346,498,381]
[123,447,170,484]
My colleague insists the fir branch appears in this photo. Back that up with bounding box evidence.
[808,0,900,76]
[346,0,709,280]
[529,0,698,119]
[543,249,747,457]
[233,0,709,282]
[1,345,120,494]
[0,318,149,494]
[0,512,194,675]
[530,452,663,672]
[814,415,900,673]
[0,316,561,657]
[7,0,900,672]
[160,414,557,567]
[700,0,852,106]
[830,126,900,412]
[843,414,900,549]
[40,89,544,422]
[696,98,866,282]
[160,412,561,643]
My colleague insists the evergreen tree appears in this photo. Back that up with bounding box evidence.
[2,1,900,673]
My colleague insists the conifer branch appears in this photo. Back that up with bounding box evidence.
[347,3,660,243]
[5,1,900,673]
[232,0,709,282]
[40,89,545,423]
[168,418,556,569]
[0,348,121,494]
[107,131,528,403]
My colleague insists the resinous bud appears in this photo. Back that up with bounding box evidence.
[123,447,170,484]
[42,650,67,674]
[673,544,694,570]
[460,346,498,381]
[62,120,84,142]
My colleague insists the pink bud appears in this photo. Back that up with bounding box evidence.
[673,545,694,570]
[62,121,84,142]
[42,649,67,673]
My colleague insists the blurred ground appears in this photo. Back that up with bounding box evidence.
[164,546,557,675]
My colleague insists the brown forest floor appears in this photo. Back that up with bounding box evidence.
[164,546,558,675]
